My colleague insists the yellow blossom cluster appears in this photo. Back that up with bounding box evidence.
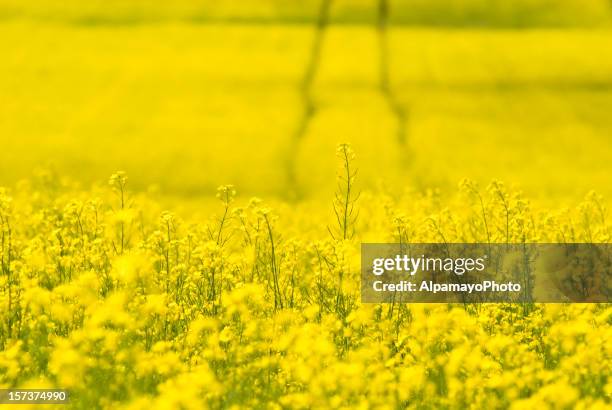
[0,159,609,409]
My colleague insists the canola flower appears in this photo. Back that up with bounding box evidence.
[0,147,610,409]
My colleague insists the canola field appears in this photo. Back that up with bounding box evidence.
[0,1,611,409]
[2,19,612,200]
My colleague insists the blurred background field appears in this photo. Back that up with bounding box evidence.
[0,0,611,202]
[2,0,611,26]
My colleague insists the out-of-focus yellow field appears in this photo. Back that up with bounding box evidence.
[1,21,611,201]
[0,1,611,409]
